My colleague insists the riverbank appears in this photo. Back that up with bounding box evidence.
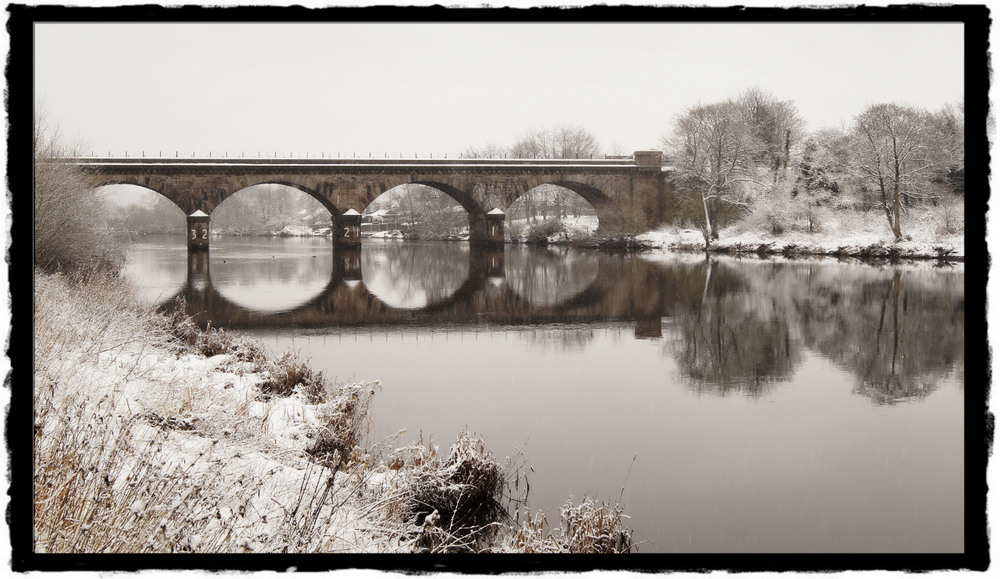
[32,269,633,554]
[636,224,965,262]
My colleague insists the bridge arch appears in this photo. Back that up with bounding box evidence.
[351,179,485,216]
[362,183,470,239]
[215,180,340,216]
[93,179,189,216]
[211,183,333,236]
[507,182,605,238]
[94,183,187,233]
[542,180,615,211]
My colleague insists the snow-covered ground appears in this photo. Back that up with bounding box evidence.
[637,222,965,260]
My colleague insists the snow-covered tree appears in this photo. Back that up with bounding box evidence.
[851,103,935,240]
[735,87,805,181]
[925,100,965,198]
[664,99,764,244]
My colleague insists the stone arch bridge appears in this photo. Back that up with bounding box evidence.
[64,151,667,249]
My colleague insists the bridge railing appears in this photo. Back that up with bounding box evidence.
[58,156,642,168]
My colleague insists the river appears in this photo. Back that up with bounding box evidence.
[122,234,965,553]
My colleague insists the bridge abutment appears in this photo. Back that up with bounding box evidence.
[187,210,210,251]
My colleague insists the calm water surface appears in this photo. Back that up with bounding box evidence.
[124,234,965,553]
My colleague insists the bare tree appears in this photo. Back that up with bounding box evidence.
[852,103,934,240]
[465,124,602,160]
[665,100,764,244]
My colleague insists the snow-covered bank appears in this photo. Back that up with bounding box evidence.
[637,224,965,261]
[33,271,394,552]
[32,271,634,554]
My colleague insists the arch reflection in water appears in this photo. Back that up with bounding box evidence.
[362,240,470,309]
[208,237,335,314]
[120,234,188,307]
[504,245,599,308]
[169,240,653,330]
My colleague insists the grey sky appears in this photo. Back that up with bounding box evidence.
[34,21,964,158]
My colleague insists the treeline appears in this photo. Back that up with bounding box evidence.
[99,191,185,235]
[462,124,603,159]
[660,87,964,244]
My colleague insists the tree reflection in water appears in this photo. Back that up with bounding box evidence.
[799,267,964,405]
[664,259,963,404]
[668,260,800,397]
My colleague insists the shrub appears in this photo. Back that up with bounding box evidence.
[34,119,126,272]
[573,233,654,253]
[306,382,379,468]
[558,496,634,553]
[525,219,566,245]
[501,496,634,553]
[374,431,514,552]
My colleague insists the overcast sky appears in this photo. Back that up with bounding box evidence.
[33,20,965,158]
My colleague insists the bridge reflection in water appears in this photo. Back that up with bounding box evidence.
[146,238,964,406]
[175,243,667,338]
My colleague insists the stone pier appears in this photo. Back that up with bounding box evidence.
[187,210,210,251]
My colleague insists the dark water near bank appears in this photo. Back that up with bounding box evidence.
[124,234,965,553]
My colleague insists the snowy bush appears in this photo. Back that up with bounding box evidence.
[34,121,126,272]
[525,219,567,245]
